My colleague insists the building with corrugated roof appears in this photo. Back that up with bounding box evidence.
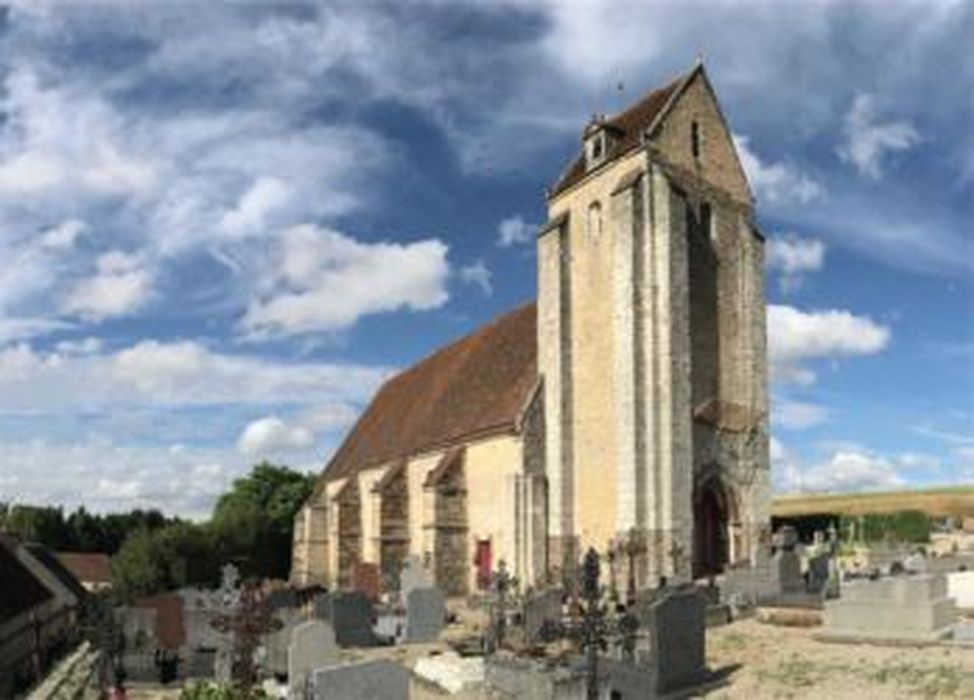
[292,62,770,595]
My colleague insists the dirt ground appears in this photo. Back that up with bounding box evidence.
[124,617,974,699]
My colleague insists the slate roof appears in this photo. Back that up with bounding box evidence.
[549,68,691,197]
[322,303,537,482]
[0,535,53,624]
[56,551,112,586]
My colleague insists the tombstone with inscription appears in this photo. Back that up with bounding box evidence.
[311,659,409,700]
[644,585,708,694]
[288,619,339,698]
[314,592,377,648]
[404,587,446,642]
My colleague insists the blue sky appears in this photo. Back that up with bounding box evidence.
[0,1,970,517]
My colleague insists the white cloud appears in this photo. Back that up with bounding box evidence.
[40,219,86,251]
[734,134,823,205]
[775,445,904,493]
[838,93,919,179]
[768,304,890,385]
[61,251,154,321]
[0,339,388,412]
[241,225,451,338]
[766,234,825,293]
[497,216,535,247]
[459,260,493,296]
[774,399,829,430]
[237,415,314,456]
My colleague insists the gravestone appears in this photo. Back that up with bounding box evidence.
[352,562,381,603]
[314,592,377,647]
[772,549,804,594]
[807,553,831,594]
[644,585,707,694]
[288,619,339,698]
[264,608,302,678]
[311,659,410,700]
[400,555,434,598]
[523,589,563,644]
[947,571,974,608]
[404,587,446,642]
[905,552,928,574]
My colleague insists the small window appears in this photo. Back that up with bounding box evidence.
[587,201,603,243]
[592,134,603,161]
[691,120,701,159]
[701,202,713,241]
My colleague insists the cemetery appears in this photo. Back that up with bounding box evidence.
[86,522,974,698]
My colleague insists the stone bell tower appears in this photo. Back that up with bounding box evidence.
[537,63,770,586]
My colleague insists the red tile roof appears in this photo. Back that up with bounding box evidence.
[56,552,112,585]
[323,303,537,482]
[549,69,691,197]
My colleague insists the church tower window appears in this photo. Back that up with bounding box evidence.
[691,120,701,159]
[587,201,603,243]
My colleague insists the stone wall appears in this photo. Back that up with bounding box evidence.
[377,465,409,593]
[336,479,362,589]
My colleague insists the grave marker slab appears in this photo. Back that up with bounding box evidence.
[404,587,446,642]
[288,620,339,698]
[523,589,563,644]
[645,585,708,694]
[311,659,409,700]
[313,592,377,648]
[352,562,380,602]
[400,555,434,598]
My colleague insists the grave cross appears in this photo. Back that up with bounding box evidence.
[210,580,283,691]
[484,559,518,653]
[538,548,639,700]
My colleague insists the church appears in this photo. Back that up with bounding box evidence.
[291,62,770,596]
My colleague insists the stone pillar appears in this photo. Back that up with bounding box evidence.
[537,214,574,575]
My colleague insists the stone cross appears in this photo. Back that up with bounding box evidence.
[484,560,517,653]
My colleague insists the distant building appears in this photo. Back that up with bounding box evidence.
[293,62,770,594]
[0,535,83,696]
[56,552,113,592]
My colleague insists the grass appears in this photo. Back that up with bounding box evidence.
[771,485,974,518]
[869,662,970,698]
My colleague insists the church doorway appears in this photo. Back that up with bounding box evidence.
[693,476,733,579]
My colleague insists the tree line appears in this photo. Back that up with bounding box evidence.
[0,461,314,599]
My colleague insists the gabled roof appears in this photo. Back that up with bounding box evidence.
[549,66,696,198]
[0,535,53,623]
[57,551,112,586]
[27,545,89,601]
[322,303,537,483]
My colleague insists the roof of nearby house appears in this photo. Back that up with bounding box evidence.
[549,67,692,198]
[322,302,537,483]
[26,544,89,601]
[0,535,54,623]
[56,552,112,586]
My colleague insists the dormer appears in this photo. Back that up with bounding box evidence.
[583,117,621,172]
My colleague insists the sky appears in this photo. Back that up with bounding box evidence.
[0,1,970,518]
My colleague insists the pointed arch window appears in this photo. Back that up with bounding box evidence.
[586,201,603,243]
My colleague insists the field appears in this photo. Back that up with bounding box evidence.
[772,486,974,519]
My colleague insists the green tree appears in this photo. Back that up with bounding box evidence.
[210,462,313,579]
[112,522,219,599]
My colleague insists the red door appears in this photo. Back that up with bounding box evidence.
[475,539,492,590]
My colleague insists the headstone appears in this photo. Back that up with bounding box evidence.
[773,525,799,551]
[287,620,339,698]
[523,589,563,644]
[819,574,956,643]
[264,608,302,678]
[772,549,804,594]
[644,586,707,694]
[404,587,446,642]
[807,553,831,594]
[266,588,298,610]
[904,552,928,574]
[414,652,484,694]
[400,555,434,598]
[314,592,377,647]
[352,562,381,602]
[311,659,409,700]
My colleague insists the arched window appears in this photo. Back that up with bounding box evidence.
[586,201,603,243]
